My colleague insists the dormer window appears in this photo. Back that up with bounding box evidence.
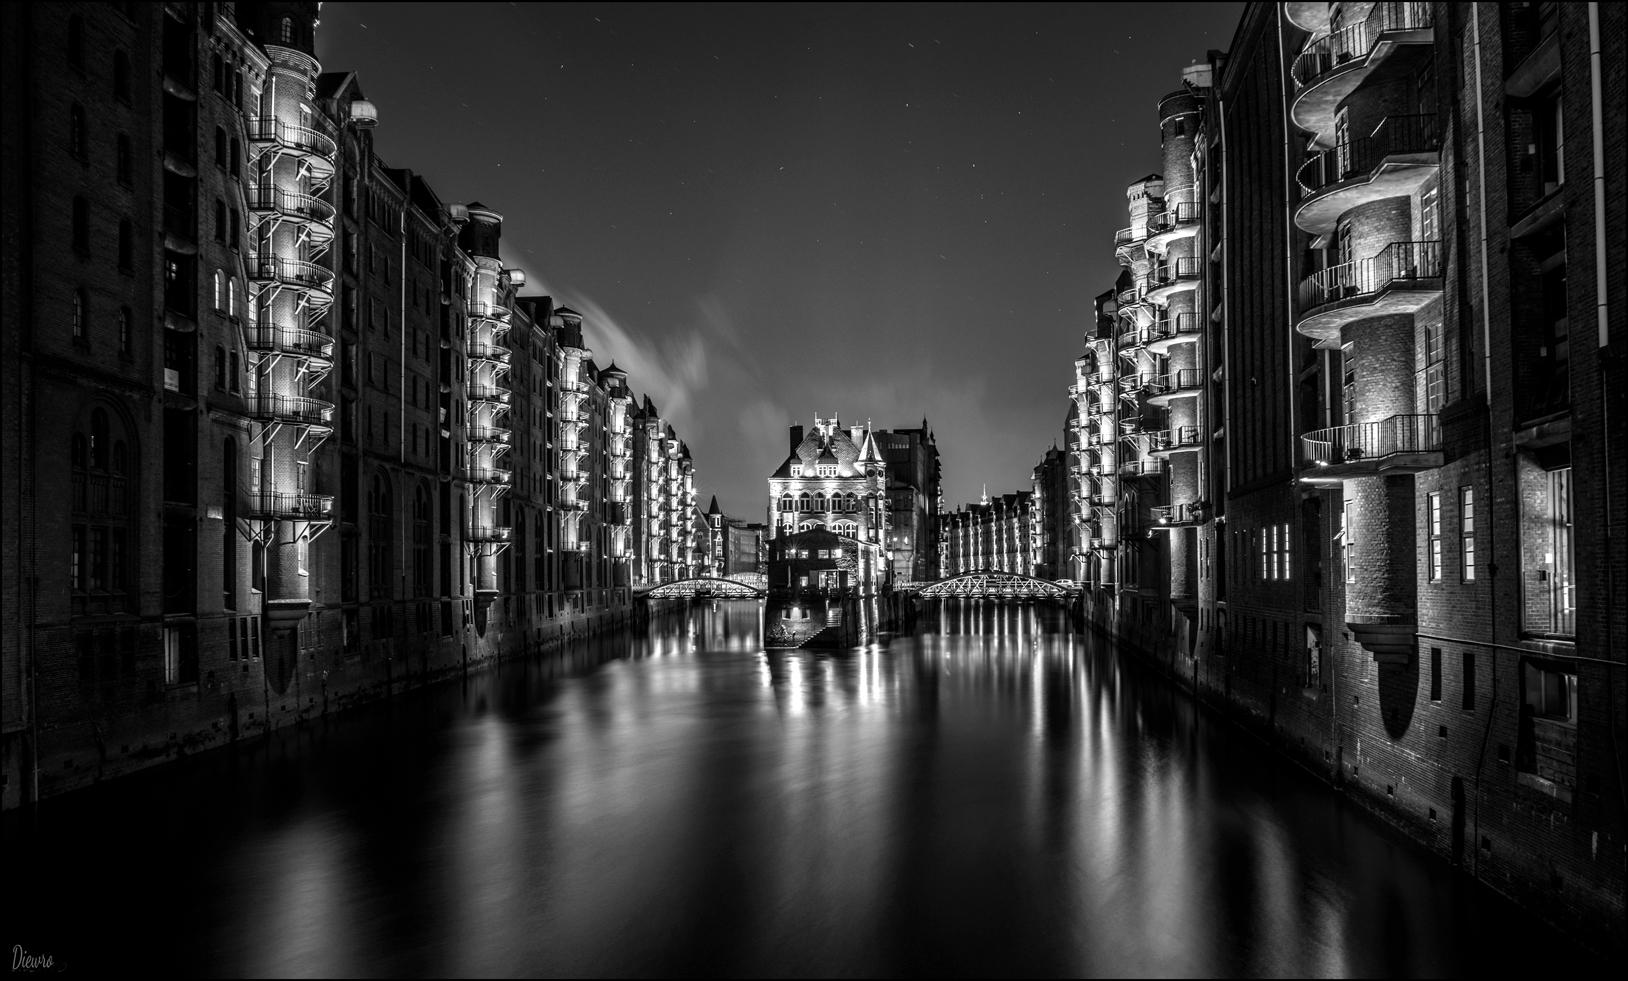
[819,465,837,477]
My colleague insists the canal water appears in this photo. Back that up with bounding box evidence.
[4,600,1603,976]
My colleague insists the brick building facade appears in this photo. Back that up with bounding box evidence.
[0,1,706,809]
[1070,1,1626,946]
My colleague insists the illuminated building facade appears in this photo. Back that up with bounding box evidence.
[0,1,705,807]
[767,417,892,593]
[941,490,1039,577]
[1072,1,1626,943]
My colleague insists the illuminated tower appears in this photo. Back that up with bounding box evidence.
[459,204,518,613]
[242,1,337,632]
[602,363,634,584]
[555,308,591,564]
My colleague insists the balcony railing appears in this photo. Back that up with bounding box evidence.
[245,492,334,521]
[1147,201,1201,235]
[1298,241,1442,313]
[245,393,333,426]
[1302,413,1441,466]
[1146,369,1204,399]
[1297,114,1438,194]
[247,254,333,292]
[467,380,511,404]
[467,465,512,485]
[1146,425,1202,453]
[1149,256,1203,289]
[467,425,511,444]
[467,526,514,544]
[1114,226,1138,247]
[245,116,337,160]
[1293,2,1434,90]
[1119,458,1166,478]
[244,184,336,224]
[467,337,512,362]
[245,325,333,360]
[467,299,512,323]
[1151,503,1205,526]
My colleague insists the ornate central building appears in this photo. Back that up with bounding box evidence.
[767,417,889,592]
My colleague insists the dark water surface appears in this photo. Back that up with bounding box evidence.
[4,600,1601,977]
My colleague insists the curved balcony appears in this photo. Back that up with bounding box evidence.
[468,299,512,331]
[1296,241,1443,342]
[1119,458,1165,479]
[1145,369,1204,406]
[1146,200,1202,253]
[1146,312,1203,354]
[245,325,334,364]
[467,379,512,406]
[1118,325,1149,352]
[247,254,334,302]
[1301,413,1442,479]
[1295,115,1439,234]
[467,424,511,446]
[1291,2,1435,145]
[245,491,334,522]
[467,465,512,486]
[1118,416,1145,435]
[245,116,337,179]
[1116,284,1143,309]
[1114,226,1144,264]
[1151,503,1206,528]
[1146,425,1202,457]
[245,393,333,428]
[467,337,512,365]
[1118,371,1155,395]
[467,526,514,544]
[560,497,590,512]
[1144,255,1202,304]
[244,185,335,244]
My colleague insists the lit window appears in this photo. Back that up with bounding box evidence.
[1460,487,1476,581]
[1427,492,1443,581]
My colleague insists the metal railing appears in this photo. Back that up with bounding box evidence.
[245,116,337,160]
[1148,200,1202,234]
[467,425,511,444]
[1114,226,1138,246]
[246,254,333,290]
[245,325,332,360]
[1149,255,1203,287]
[1302,413,1441,466]
[244,185,335,223]
[467,465,512,485]
[1152,503,1204,525]
[1299,240,1442,313]
[467,380,511,403]
[1293,2,1434,89]
[467,299,512,322]
[467,337,511,361]
[1119,458,1166,477]
[467,526,514,543]
[1147,425,1202,452]
[244,393,333,425]
[1145,368,1204,397]
[245,492,334,520]
[1297,114,1438,194]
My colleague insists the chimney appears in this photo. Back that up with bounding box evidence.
[789,425,804,455]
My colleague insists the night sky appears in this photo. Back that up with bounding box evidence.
[316,2,1244,519]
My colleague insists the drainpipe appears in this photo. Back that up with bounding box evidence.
[1586,0,1626,814]
[399,200,407,464]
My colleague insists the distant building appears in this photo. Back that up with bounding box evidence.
[1032,445,1070,581]
[725,520,768,577]
[873,421,943,584]
[941,488,1039,577]
[767,417,892,593]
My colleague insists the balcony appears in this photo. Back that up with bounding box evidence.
[245,116,337,180]
[1145,368,1203,406]
[1296,241,1443,342]
[468,465,512,486]
[1151,503,1206,528]
[467,299,512,329]
[245,393,334,428]
[1114,225,1144,264]
[1119,458,1165,479]
[1301,413,1442,478]
[247,254,334,301]
[1146,312,1203,354]
[245,185,335,243]
[1145,256,1202,304]
[1295,115,1439,234]
[467,424,511,445]
[1146,200,1201,252]
[245,491,334,521]
[466,526,514,544]
[1291,2,1435,145]
[561,497,589,512]
[1145,425,1202,457]
[467,379,512,405]
[245,325,333,365]
[467,337,512,365]
[1118,326,1149,352]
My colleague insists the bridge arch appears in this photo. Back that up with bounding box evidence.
[644,576,767,599]
[918,571,1073,599]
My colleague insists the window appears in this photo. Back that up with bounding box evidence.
[73,289,87,340]
[230,350,240,391]
[215,127,227,168]
[1341,343,1357,425]
[1537,92,1565,194]
[228,277,238,318]
[280,17,295,44]
[1430,647,1442,701]
[1419,182,1439,242]
[118,219,133,271]
[117,134,133,185]
[213,269,225,310]
[1548,468,1575,635]
[114,50,131,102]
[1422,319,1445,412]
[67,14,85,68]
[1462,651,1476,711]
[369,472,392,599]
[223,439,237,609]
[1260,528,1269,580]
[70,104,86,160]
[212,53,224,94]
[214,198,226,242]
[72,196,89,252]
[119,306,131,352]
[230,138,241,177]
[1460,487,1476,581]
[230,209,240,251]
[71,404,134,616]
[1523,662,1576,722]
[1427,492,1443,580]
[214,346,226,389]
[1342,502,1355,583]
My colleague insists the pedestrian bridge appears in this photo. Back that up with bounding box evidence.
[916,571,1074,599]
[644,576,767,599]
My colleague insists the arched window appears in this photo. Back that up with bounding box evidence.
[212,53,224,93]
[215,127,227,168]
[117,134,132,185]
[813,493,827,512]
[114,50,131,102]
[72,403,135,616]
[368,472,392,599]
[67,14,84,67]
[798,492,810,512]
[72,196,89,251]
[280,17,295,44]
[214,198,226,242]
[73,289,87,339]
[118,307,131,352]
[779,494,792,512]
[118,219,133,271]
[214,346,226,389]
[230,138,240,177]
[70,104,86,159]
[230,209,240,250]
[213,269,224,310]
[227,278,238,318]
[413,483,431,597]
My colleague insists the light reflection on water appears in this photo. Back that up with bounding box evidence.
[4,599,1597,976]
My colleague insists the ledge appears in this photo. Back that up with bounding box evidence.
[1505,32,1561,99]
